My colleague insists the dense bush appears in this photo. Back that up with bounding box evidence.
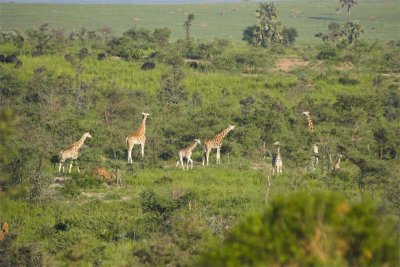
[199,192,398,267]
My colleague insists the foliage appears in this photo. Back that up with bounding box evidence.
[243,2,297,48]
[199,192,398,267]
[0,6,398,266]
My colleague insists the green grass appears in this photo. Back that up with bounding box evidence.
[1,0,399,45]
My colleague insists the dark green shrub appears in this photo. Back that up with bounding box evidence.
[199,192,398,267]
[317,46,337,60]
[338,76,359,86]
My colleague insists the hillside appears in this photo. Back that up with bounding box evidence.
[0,1,399,266]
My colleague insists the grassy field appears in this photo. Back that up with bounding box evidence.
[1,0,399,45]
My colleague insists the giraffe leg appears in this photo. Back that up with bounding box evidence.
[216,147,221,165]
[206,149,211,166]
[69,162,73,173]
[189,158,193,170]
[141,142,145,158]
[58,162,62,173]
[128,144,133,164]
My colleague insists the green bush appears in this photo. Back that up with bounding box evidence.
[199,192,398,267]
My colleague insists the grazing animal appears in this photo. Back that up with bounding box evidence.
[97,53,106,60]
[5,55,19,64]
[272,141,283,175]
[59,132,92,173]
[93,167,113,181]
[203,125,235,166]
[302,111,314,132]
[176,139,201,170]
[0,54,6,63]
[126,112,150,163]
[332,154,343,172]
[0,222,9,241]
[141,62,155,70]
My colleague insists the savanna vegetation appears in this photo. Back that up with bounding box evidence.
[0,0,399,266]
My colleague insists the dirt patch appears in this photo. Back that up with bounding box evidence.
[276,58,309,72]
[335,61,354,71]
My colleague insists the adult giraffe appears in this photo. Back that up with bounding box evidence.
[59,132,92,173]
[202,125,235,166]
[126,112,149,164]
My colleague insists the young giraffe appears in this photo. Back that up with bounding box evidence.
[202,125,235,166]
[302,111,314,132]
[126,112,149,164]
[272,141,283,175]
[58,132,92,173]
[332,154,343,172]
[176,139,201,170]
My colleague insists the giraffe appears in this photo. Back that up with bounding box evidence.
[0,222,9,241]
[332,154,343,172]
[272,141,283,175]
[176,139,201,170]
[93,167,113,182]
[302,111,314,132]
[202,125,235,166]
[126,112,149,164]
[58,132,92,173]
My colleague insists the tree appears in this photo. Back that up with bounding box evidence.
[315,21,363,45]
[153,27,171,46]
[242,2,295,48]
[282,27,298,46]
[341,21,364,45]
[26,23,52,55]
[339,0,358,20]
[183,13,195,42]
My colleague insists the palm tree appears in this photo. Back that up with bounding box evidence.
[339,0,358,20]
[255,3,282,47]
[256,2,278,23]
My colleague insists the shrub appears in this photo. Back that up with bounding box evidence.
[317,46,337,60]
[199,192,398,267]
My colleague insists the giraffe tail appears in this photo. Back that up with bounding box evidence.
[126,137,129,146]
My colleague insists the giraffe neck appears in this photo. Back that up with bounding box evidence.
[75,135,88,150]
[138,116,147,136]
[187,141,199,152]
[214,127,232,141]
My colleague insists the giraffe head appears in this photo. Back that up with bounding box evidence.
[302,111,310,116]
[84,132,93,139]
[227,125,235,131]
[273,141,280,146]
[194,139,201,144]
[142,112,150,117]
[337,154,343,159]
